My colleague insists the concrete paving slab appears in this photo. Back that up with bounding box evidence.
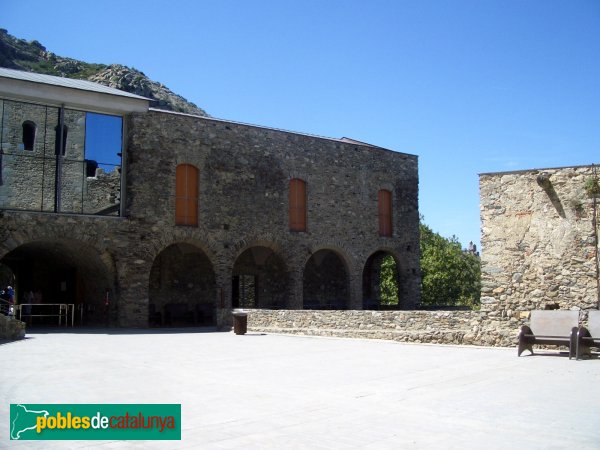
[1,329,599,449]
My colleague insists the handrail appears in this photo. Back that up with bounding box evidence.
[15,304,75,327]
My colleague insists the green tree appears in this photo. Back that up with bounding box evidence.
[380,255,399,306]
[419,221,481,308]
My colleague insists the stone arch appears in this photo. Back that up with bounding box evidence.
[363,249,401,310]
[232,244,289,309]
[232,238,282,256]
[304,243,354,275]
[148,234,219,268]
[148,242,216,327]
[0,239,117,326]
[303,247,351,310]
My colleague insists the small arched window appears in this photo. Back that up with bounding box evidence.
[378,189,393,237]
[22,121,36,151]
[175,164,199,226]
[54,124,68,156]
[289,178,307,232]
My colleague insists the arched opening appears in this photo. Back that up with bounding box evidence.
[149,243,216,327]
[232,246,288,309]
[0,240,116,326]
[363,251,400,310]
[303,250,349,310]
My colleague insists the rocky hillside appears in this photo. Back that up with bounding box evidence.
[0,29,208,116]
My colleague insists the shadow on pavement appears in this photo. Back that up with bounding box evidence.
[22,325,222,335]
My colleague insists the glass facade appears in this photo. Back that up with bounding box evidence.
[0,99,123,215]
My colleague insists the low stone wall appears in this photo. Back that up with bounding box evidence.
[247,309,521,347]
[0,314,26,340]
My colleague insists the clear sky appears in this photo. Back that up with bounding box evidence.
[4,0,600,249]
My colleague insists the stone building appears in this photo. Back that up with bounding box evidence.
[0,68,420,329]
[480,165,600,318]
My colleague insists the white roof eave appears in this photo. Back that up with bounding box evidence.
[0,74,150,115]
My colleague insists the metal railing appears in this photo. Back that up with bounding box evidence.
[15,304,75,326]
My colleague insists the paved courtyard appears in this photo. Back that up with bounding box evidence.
[1,329,598,449]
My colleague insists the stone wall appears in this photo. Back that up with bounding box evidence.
[480,165,600,317]
[246,309,517,346]
[1,105,421,329]
[120,109,421,324]
[0,314,25,340]
[246,308,598,348]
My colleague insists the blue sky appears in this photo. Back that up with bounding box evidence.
[4,0,600,249]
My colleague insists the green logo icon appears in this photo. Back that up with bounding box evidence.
[10,404,181,440]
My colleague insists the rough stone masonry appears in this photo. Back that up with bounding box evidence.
[5,68,597,348]
[245,165,600,348]
[480,165,600,320]
[0,69,421,331]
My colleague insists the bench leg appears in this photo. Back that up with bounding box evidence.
[576,328,592,360]
[569,327,578,360]
[518,340,533,356]
[577,342,591,360]
[518,327,534,357]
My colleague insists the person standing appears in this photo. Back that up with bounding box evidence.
[6,286,14,317]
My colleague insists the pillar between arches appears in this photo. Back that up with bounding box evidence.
[287,269,304,309]
[116,263,151,328]
[214,266,233,330]
[348,271,363,310]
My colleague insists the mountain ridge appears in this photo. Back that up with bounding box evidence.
[0,28,208,116]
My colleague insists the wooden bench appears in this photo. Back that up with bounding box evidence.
[576,310,600,360]
[517,310,579,358]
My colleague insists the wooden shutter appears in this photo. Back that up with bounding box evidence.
[289,178,307,231]
[378,189,392,237]
[175,164,198,226]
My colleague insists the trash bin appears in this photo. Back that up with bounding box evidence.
[233,310,248,335]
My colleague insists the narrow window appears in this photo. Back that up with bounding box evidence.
[85,159,98,177]
[22,121,36,150]
[378,189,392,237]
[175,164,199,226]
[289,178,307,232]
[54,124,68,156]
